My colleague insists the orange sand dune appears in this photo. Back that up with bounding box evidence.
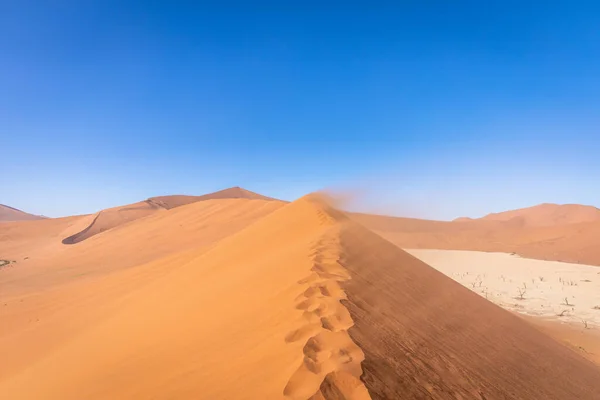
[0,204,45,222]
[520,315,600,366]
[1,195,599,399]
[479,203,600,227]
[0,214,90,258]
[60,186,280,244]
[0,198,284,297]
[355,210,600,266]
[149,186,279,209]
[62,200,165,244]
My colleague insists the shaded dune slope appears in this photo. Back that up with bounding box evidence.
[2,196,600,399]
[149,186,279,209]
[62,200,164,244]
[0,214,89,258]
[335,214,600,399]
[0,204,45,222]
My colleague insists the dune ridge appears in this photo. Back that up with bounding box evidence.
[0,195,338,398]
[61,200,166,244]
[284,225,370,400]
[61,187,282,244]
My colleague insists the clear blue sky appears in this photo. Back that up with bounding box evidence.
[2,2,599,220]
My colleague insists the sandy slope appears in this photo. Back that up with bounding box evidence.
[61,200,165,244]
[0,195,366,399]
[59,187,281,244]
[407,249,600,327]
[149,186,279,209]
[407,249,600,365]
[0,204,45,222]
[2,196,600,399]
[354,211,600,266]
[524,316,600,366]
[0,198,284,297]
[0,214,90,258]
[335,212,600,399]
[478,203,600,227]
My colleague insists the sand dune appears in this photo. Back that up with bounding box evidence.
[2,195,600,399]
[59,187,280,244]
[0,195,352,398]
[0,214,89,259]
[62,200,165,244]
[354,210,600,266]
[0,198,284,297]
[478,203,600,227]
[335,206,600,399]
[407,249,600,327]
[0,204,45,222]
[149,186,280,209]
[407,249,600,364]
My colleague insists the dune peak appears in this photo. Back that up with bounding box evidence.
[0,204,46,222]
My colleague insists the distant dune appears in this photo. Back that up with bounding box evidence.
[0,198,284,296]
[61,187,282,244]
[452,216,473,222]
[1,195,600,399]
[149,186,279,209]
[0,204,45,222]
[408,249,600,348]
[61,200,165,244]
[354,203,600,266]
[461,203,600,227]
[7,194,600,266]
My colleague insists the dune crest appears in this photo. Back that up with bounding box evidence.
[61,200,165,244]
[61,187,281,244]
[335,217,600,399]
[0,204,45,222]
[284,226,370,400]
[149,186,279,209]
[480,203,600,227]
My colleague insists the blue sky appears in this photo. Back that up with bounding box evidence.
[2,2,599,219]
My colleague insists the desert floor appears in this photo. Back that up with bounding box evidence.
[407,249,600,327]
[408,249,600,364]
